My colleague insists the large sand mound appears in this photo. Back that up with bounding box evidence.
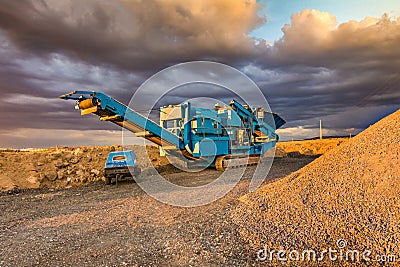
[232,110,400,264]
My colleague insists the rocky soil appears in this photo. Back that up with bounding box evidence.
[0,146,169,191]
[0,157,315,266]
[232,110,400,266]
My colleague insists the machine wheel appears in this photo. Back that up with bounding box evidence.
[215,156,226,171]
[104,176,111,185]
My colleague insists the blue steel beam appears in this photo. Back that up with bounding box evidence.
[60,91,183,149]
[229,100,285,134]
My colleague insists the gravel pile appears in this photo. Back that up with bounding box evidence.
[232,110,400,265]
[0,145,168,191]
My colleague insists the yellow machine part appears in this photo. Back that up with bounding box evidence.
[254,130,264,137]
[78,99,96,109]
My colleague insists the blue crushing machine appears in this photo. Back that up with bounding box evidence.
[59,91,285,170]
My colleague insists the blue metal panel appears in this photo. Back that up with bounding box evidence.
[193,108,217,119]
[105,150,136,168]
[198,139,217,157]
[213,140,229,155]
[193,117,223,135]
[191,139,229,157]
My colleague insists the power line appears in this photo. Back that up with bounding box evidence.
[355,74,400,107]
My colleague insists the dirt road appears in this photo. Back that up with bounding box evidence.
[0,157,314,266]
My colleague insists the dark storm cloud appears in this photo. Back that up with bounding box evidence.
[245,10,400,138]
[0,2,399,146]
[0,0,265,70]
[0,0,269,147]
[0,46,144,134]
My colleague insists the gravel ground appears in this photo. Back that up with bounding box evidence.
[0,157,314,266]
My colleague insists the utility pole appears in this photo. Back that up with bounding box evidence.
[319,119,322,140]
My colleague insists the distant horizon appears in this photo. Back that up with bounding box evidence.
[0,133,360,150]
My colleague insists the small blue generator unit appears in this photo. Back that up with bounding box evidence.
[104,150,141,184]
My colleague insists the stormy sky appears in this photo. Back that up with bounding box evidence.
[0,0,399,148]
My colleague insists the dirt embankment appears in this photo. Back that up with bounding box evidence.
[0,138,347,192]
[276,138,347,157]
[232,110,400,265]
[0,146,168,191]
